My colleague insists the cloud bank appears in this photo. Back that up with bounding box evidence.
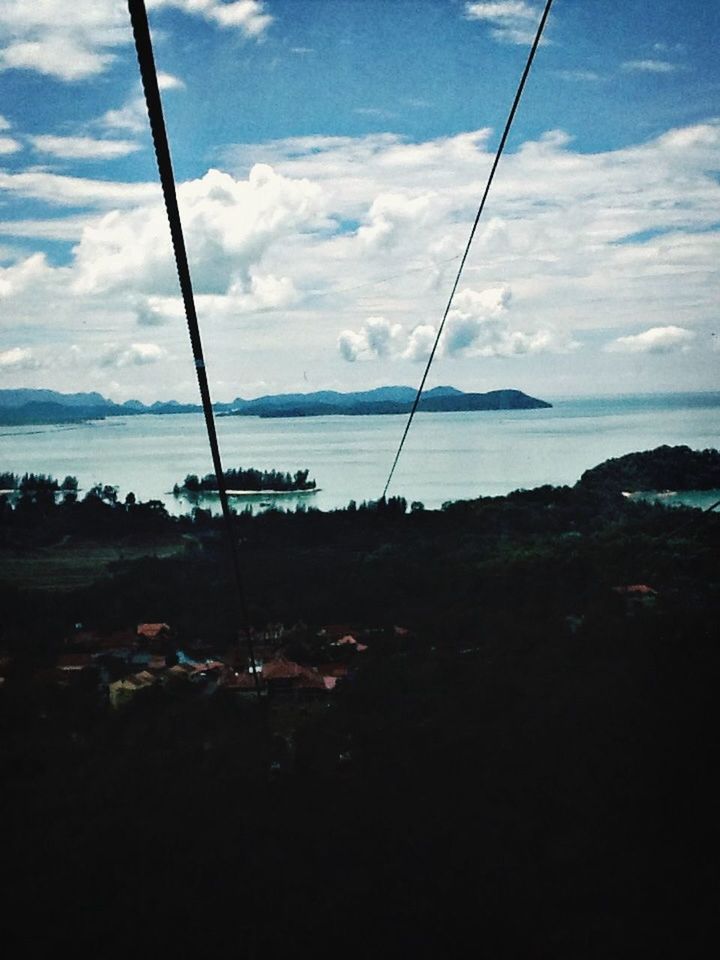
[1,121,717,398]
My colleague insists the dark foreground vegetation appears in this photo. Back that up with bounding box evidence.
[1,446,719,958]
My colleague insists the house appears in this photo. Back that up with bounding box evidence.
[164,663,195,683]
[108,670,156,708]
[334,634,357,647]
[612,584,658,614]
[316,663,350,679]
[218,669,264,695]
[613,584,657,597]
[137,623,171,643]
[262,657,331,699]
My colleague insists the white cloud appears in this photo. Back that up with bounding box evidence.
[358,192,435,249]
[0,346,41,371]
[0,170,159,207]
[0,0,271,83]
[135,296,184,327]
[158,71,185,90]
[99,96,148,135]
[147,0,273,38]
[30,135,142,160]
[0,136,21,154]
[402,324,437,363]
[553,69,603,83]
[338,286,574,363]
[0,113,20,153]
[465,1,542,45]
[100,342,167,368]
[0,1,126,81]
[606,325,695,354]
[337,317,404,362]
[0,253,54,298]
[622,59,680,74]
[72,164,325,296]
[1,120,719,397]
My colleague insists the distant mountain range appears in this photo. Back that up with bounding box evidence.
[0,386,551,426]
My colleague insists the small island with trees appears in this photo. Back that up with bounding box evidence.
[173,467,317,496]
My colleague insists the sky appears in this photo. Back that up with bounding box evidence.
[1,0,719,403]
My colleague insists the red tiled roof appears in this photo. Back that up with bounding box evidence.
[220,671,261,690]
[137,623,171,639]
[613,584,657,596]
[316,663,349,678]
[262,657,308,680]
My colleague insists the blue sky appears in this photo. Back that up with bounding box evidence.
[1,0,718,401]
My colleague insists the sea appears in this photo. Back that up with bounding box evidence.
[1,393,719,514]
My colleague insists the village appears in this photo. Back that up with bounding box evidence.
[1,619,414,711]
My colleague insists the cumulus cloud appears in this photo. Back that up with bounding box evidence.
[0,346,41,371]
[338,316,404,361]
[72,164,324,296]
[358,192,435,249]
[465,1,543,45]
[135,296,184,327]
[606,325,695,354]
[402,324,437,362]
[338,286,574,363]
[0,253,54,298]
[1,120,719,397]
[100,342,167,368]
[30,135,142,160]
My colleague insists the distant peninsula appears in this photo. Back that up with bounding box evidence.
[0,385,550,426]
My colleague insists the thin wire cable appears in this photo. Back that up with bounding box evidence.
[305,254,462,301]
[128,0,260,696]
[382,0,554,499]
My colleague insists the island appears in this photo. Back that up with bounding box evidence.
[577,444,720,491]
[173,467,317,496]
[219,386,552,418]
[0,385,550,426]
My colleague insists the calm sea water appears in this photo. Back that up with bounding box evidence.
[1,393,718,513]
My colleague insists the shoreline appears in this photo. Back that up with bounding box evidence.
[175,487,320,498]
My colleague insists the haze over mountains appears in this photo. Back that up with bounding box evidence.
[0,386,551,426]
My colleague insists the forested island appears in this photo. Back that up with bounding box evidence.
[578,444,720,491]
[0,385,550,425]
[174,467,317,495]
[1,444,718,957]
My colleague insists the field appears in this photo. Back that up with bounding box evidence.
[0,535,187,591]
